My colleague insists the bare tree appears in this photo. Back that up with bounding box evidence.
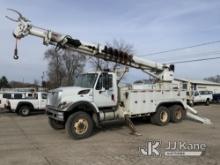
[44,48,86,88]
[0,76,10,88]
[89,39,134,71]
[33,79,39,87]
[62,49,86,85]
[204,75,220,83]
[44,48,66,88]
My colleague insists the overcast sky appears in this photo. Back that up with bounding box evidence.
[0,0,220,83]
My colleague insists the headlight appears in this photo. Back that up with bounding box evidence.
[58,90,63,97]
[58,102,66,108]
[58,102,72,109]
[56,112,64,120]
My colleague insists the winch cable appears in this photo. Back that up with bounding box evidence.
[14,38,19,60]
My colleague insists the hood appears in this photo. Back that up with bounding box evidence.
[54,86,90,93]
[48,86,92,107]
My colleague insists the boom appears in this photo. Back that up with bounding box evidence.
[6,9,174,81]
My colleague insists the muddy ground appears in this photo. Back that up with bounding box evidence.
[0,104,219,165]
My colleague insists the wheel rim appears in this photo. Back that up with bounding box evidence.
[73,118,88,135]
[160,111,168,123]
[22,108,29,115]
[175,109,182,120]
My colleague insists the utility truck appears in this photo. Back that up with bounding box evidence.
[6,92,48,116]
[192,91,213,106]
[6,9,211,139]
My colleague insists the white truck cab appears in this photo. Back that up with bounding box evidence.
[48,72,118,109]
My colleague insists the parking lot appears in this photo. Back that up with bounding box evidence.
[0,105,219,165]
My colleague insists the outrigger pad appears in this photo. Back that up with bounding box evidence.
[186,111,212,125]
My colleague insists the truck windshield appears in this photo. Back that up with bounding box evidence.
[74,73,98,88]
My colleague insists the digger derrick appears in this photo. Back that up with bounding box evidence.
[6,9,212,140]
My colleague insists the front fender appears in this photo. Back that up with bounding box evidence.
[16,101,34,112]
[66,101,99,114]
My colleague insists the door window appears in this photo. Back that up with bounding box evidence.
[41,93,47,99]
[96,73,113,90]
[194,91,199,96]
[3,93,11,99]
[14,93,23,99]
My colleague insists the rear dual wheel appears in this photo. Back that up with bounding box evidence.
[169,105,185,123]
[151,106,170,126]
[151,105,185,126]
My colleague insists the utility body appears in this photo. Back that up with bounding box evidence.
[0,91,32,109]
[7,9,211,139]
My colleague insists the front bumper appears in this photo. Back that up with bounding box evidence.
[46,106,65,121]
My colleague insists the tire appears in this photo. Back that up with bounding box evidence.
[151,106,170,126]
[19,106,31,116]
[169,105,185,123]
[65,111,94,140]
[187,100,193,106]
[205,99,210,106]
[48,118,65,130]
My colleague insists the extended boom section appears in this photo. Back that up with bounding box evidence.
[7,9,174,81]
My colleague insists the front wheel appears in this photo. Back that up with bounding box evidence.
[48,118,65,130]
[19,106,31,116]
[205,99,210,106]
[65,111,94,140]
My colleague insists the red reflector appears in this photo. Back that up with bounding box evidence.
[111,94,115,101]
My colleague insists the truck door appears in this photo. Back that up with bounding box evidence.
[39,93,47,109]
[199,91,207,102]
[193,91,201,103]
[93,73,117,108]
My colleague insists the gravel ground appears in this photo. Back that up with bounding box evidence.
[0,104,219,165]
